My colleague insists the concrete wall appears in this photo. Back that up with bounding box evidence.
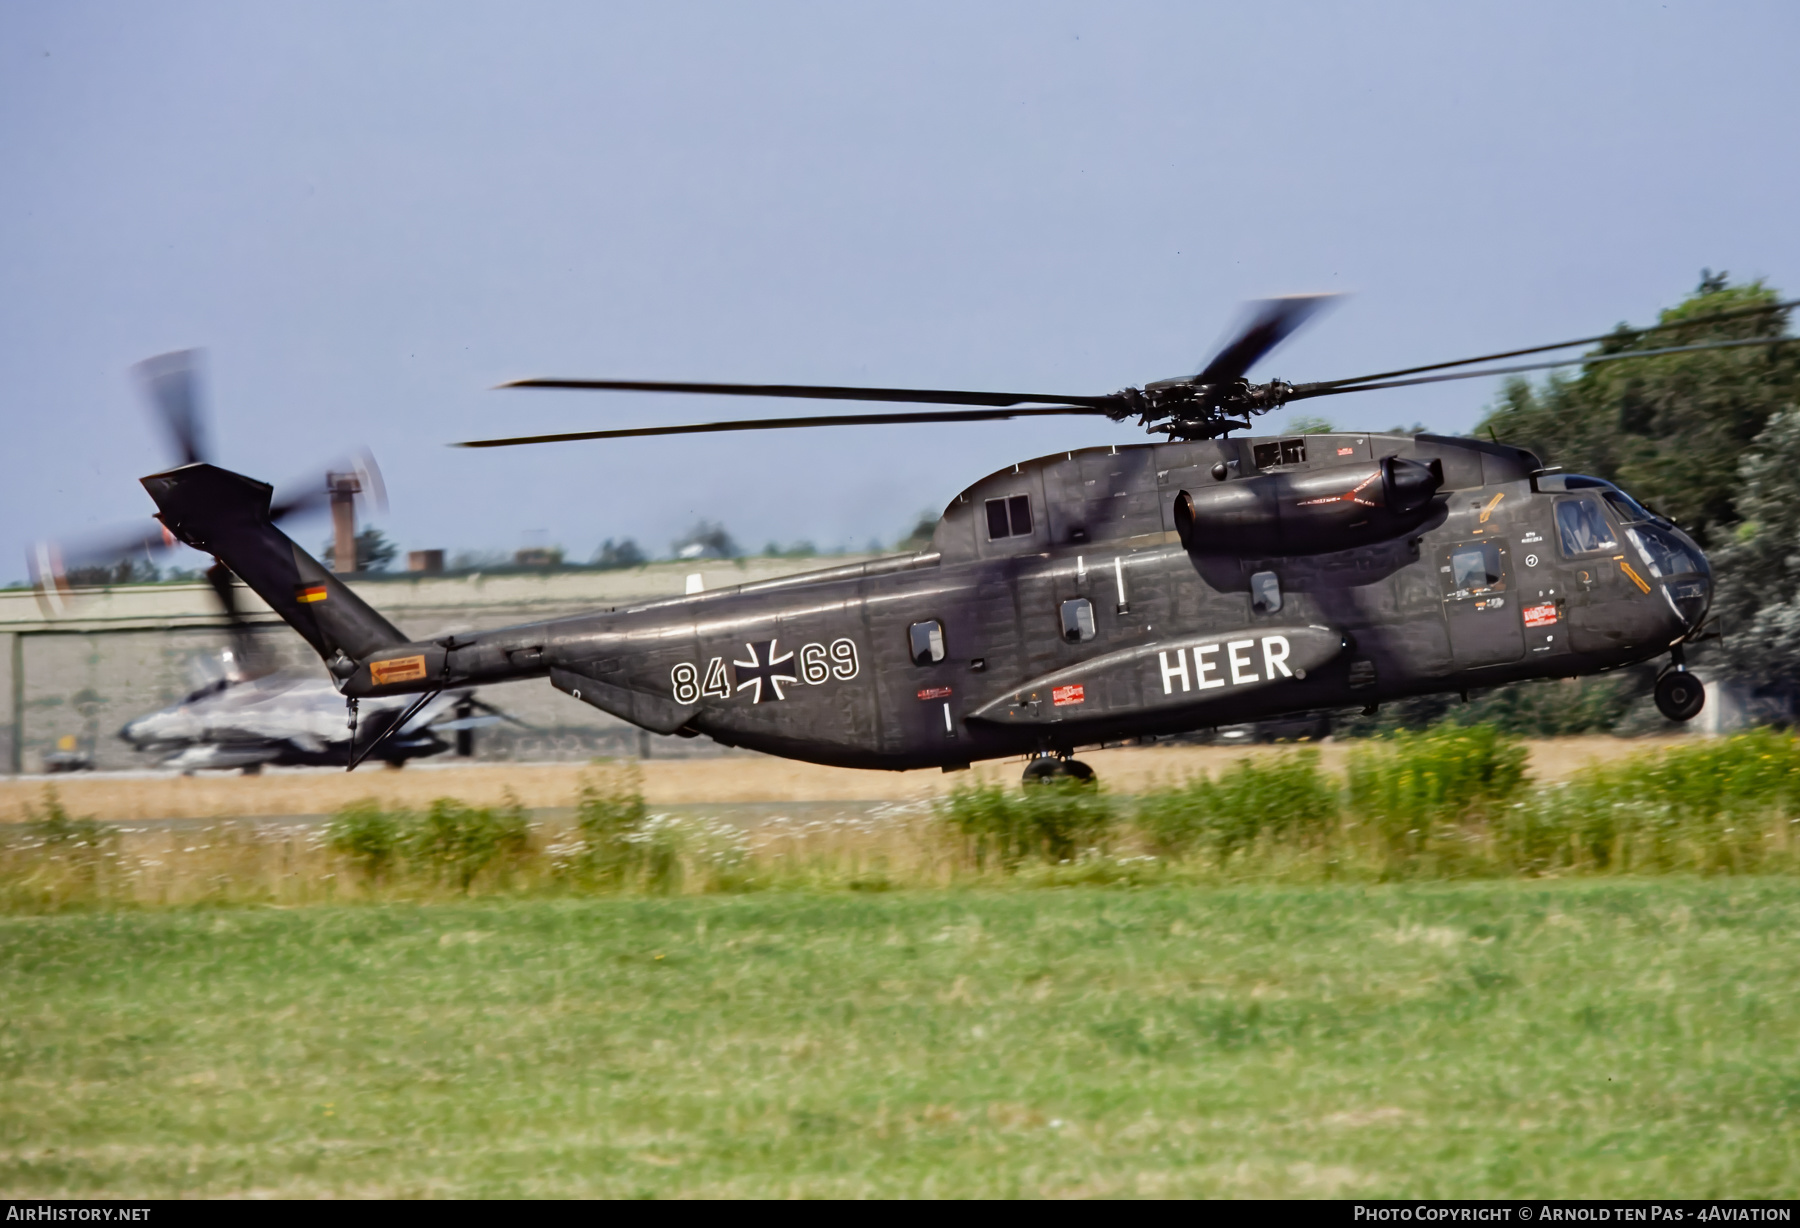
[2,556,874,772]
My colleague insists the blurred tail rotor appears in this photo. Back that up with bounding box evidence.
[29,349,387,681]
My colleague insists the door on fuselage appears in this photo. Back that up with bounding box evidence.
[1440,538,1525,667]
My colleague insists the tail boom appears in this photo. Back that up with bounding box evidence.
[141,463,410,674]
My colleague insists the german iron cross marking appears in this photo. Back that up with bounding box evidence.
[732,639,798,703]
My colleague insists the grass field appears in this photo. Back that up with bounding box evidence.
[3,880,1797,1198]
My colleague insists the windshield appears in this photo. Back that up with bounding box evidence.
[1627,525,1706,578]
[1602,489,1657,524]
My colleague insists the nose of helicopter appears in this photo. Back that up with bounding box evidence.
[1663,525,1713,636]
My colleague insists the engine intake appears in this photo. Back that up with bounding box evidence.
[1174,455,1444,557]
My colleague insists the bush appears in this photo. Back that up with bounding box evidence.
[1346,725,1529,871]
[1135,749,1338,861]
[0,789,121,910]
[571,762,650,886]
[939,780,1117,870]
[325,794,529,893]
[326,800,402,882]
[405,797,530,892]
[1503,728,1800,874]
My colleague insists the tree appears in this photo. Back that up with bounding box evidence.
[592,538,646,569]
[64,558,160,587]
[322,526,397,572]
[896,511,938,552]
[1473,273,1800,723]
[1477,275,1799,549]
[1709,409,1800,696]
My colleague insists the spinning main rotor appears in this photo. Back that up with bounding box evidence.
[459,295,1796,449]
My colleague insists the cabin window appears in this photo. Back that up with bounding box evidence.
[1060,598,1096,643]
[985,495,1033,540]
[1252,438,1307,468]
[1251,570,1282,614]
[909,619,946,665]
[1556,496,1618,555]
[1448,542,1504,594]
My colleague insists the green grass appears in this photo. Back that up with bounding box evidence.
[2,881,1797,1197]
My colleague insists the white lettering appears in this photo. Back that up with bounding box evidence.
[798,642,830,685]
[829,638,860,680]
[1262,635,1293,679]
[1158,649,1190,695]
[1195,643,1225,690]
[701,656,731,698]
[1226,639,1259,685]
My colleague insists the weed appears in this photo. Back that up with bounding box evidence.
[1135,747,1337,860]
[938,779,1117,869]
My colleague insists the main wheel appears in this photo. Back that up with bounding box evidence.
[1021,757,1097,786]
[1655,669,1706,722]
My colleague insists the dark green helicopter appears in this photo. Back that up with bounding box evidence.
[140,296,1787,781]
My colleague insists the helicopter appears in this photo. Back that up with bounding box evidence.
[135,295,1781,782]
[32,351,522,774]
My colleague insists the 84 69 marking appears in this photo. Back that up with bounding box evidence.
[671,637,860,705]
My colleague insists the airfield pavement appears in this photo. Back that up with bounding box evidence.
[0,735,1685,823]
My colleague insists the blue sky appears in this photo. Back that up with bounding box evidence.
[4,2,1799,576]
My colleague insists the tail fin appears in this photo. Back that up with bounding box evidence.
[141,463,407,668]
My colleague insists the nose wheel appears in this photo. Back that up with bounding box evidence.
[1654,650,1706,722]
[1022,754,1096,786]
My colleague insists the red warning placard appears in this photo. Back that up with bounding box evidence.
[1523,602,1559,628]
[1052,684,1085,707]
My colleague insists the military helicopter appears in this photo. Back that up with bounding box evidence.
[33,351,521,773]
[137,296,1786,781]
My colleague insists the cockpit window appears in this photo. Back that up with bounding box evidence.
[181,678,229,705]
[1602,489,1656,525]
[1556,496,1618,555]
[1627,525,1705,578]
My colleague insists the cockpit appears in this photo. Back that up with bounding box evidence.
[1535,472,1711,630]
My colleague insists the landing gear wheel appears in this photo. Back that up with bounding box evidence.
[1021,756,1096,786]
[1655,669,1706,722]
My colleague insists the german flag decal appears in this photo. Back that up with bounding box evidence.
[295,583,329,604]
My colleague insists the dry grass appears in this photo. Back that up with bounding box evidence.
[0,736,1687,824]
[4,731,1795,912]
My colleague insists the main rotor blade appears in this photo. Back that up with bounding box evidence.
[133,350,209,466]
[454,404,1113,448]
[1288,334,1791,402]
[499,377,1120,410]
[1314,297,1800,390]
[1195,294,1338,386]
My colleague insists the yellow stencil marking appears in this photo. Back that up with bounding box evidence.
[1619,561,1652,594]
[370,655,429,685]
[1478,492,1505,523]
